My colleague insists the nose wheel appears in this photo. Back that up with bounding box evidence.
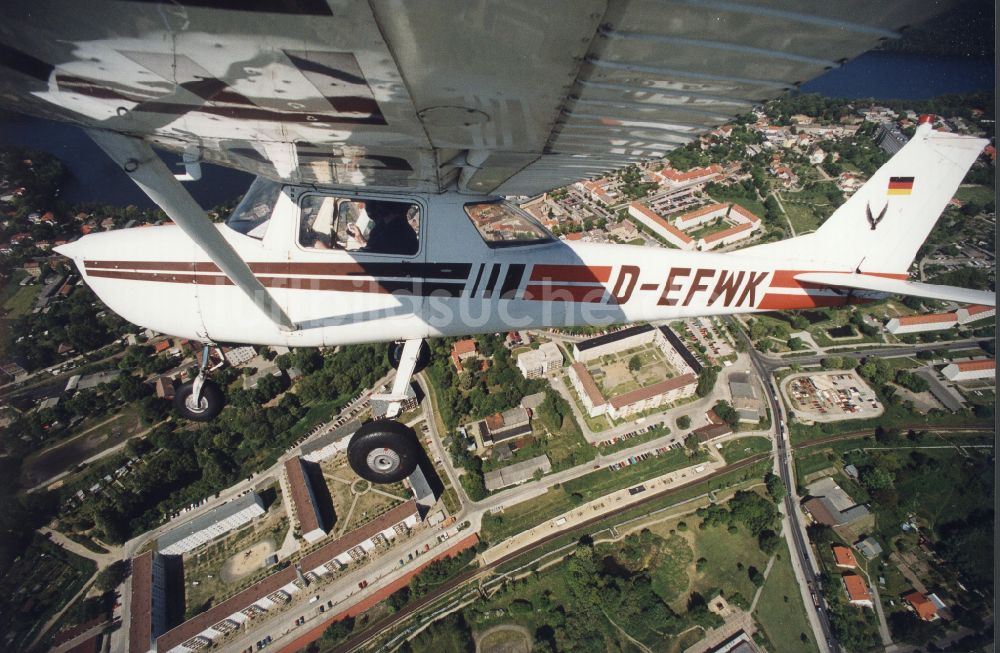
[173,344,226,421]
[347,420,419,484]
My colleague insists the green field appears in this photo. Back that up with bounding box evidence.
[754,540,819,653]
[955,184,995,205]
[718,437,772,464]
[780,198,823,234]
[2,280,41,316]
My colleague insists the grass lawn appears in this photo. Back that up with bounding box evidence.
[754,539,819,653]
[2,281,41,316]
[707,191,767,219]
[780,198,823,233]
[794,451,838,486]
[955,184,995,205]
[718,437,772,464]
[686,521,768,609]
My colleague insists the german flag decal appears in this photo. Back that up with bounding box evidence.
[887,176,914,195]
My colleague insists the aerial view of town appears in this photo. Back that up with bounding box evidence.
[0,42,994,653]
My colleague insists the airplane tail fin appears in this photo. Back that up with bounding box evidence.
[743,120,988,276]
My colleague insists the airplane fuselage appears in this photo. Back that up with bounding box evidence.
[59,188,890,348]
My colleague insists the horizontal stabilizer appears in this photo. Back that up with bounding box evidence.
[794,272,996,307]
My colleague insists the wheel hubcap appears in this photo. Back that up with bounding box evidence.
[185,393,208,413]
[366,447,400,474]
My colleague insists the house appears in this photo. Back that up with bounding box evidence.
[450,338,478,371]
[152,340,172,354]
[902,590,938,621]
[832,545,858,569]
[478,406,532,445]
[842,573,873,608]
[155,376,177,399]
[854,537,883,559]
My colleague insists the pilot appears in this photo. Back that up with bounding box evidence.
[349,200,418,255]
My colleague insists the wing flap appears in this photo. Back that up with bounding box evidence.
[794,272,996,307]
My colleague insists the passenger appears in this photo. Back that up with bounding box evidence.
[349,200,418,255]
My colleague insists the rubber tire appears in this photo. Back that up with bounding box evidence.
[173,379,225,422]
[347,420,420,484]
[387,340,430,375]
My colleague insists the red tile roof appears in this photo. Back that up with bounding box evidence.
[571,362,605,406]
[285,457,322,535]
[956,359,995,372]
[564,232,584,241]
[965,304,993,316]
[128,552,153,653]
[701,221,755,244]
[629,202,692,243]
[152,340,171,354]
[299,499,419,572]
[832,545,857,568]
[843,573,871,603]
[896,313,957,325]
[677,202,728,222]
[657,164,722,183]
[609,373,697,409]
[903,590,937,620]
[452,339,477,357]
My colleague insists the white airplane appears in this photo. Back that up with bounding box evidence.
[0,1,991,483]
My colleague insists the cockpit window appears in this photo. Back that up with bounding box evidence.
[464,201,553,247]
[299,195,420,256]
[226,177,283,239]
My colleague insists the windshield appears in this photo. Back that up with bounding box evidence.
[464,201,553,247]
[226,177,283,239]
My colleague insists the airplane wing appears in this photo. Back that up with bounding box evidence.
[794,272,997,307]
[0,1,950,196]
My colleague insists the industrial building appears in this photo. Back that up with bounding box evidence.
[802,477,870,527]
[157,493,267,556]
[942,358,995,382]
[516,342,563,379]
[728,372,760,422]
[484,455,552,491]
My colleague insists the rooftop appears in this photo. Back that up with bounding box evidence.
[157,492,264,551]
[894,312,957,325]
[576,323,654,352]
[628,202,693,243]
[571,362,606,406]
[285,457,322,535]
[843,573,871,603]
[128,552,153,653]
[609,373,697,409]
[955,358,995,372]
[903,590,938,620]
[832,545,858,568]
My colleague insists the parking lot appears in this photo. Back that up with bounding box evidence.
[782,370,883,422]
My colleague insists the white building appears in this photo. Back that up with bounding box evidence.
[885,313,957,334]
[573,324,657,362]
[606,373,696,419]
[942,359,995,382]
[569,362,607,417]
[957,304,995,325]
[223,345,257,367]
[627,202,695,250]
[516,342,563,378]
[695,204,761,251]
[157,493,266,556]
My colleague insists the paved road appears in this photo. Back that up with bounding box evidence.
[737,318,837,653]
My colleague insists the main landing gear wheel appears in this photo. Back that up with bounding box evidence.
[388,340,430,374]
[347,420,419,484]
[173,379,224,421]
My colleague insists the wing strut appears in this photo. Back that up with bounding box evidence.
[85,129,297,332]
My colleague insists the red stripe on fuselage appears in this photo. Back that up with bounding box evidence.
[522,284,606,303]
[529,264,611,283]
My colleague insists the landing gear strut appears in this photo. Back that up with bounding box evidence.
[173,344,225,421]
[346,339,428,483]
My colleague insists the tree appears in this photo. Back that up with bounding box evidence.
[628,355,642,372]
[696,366,719,398]
[677,415,692,430]
[712,400,739,430]
[758,529,779,554]
[95,560,129,592]
[765,472,786,503]
[748,565,765,586]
